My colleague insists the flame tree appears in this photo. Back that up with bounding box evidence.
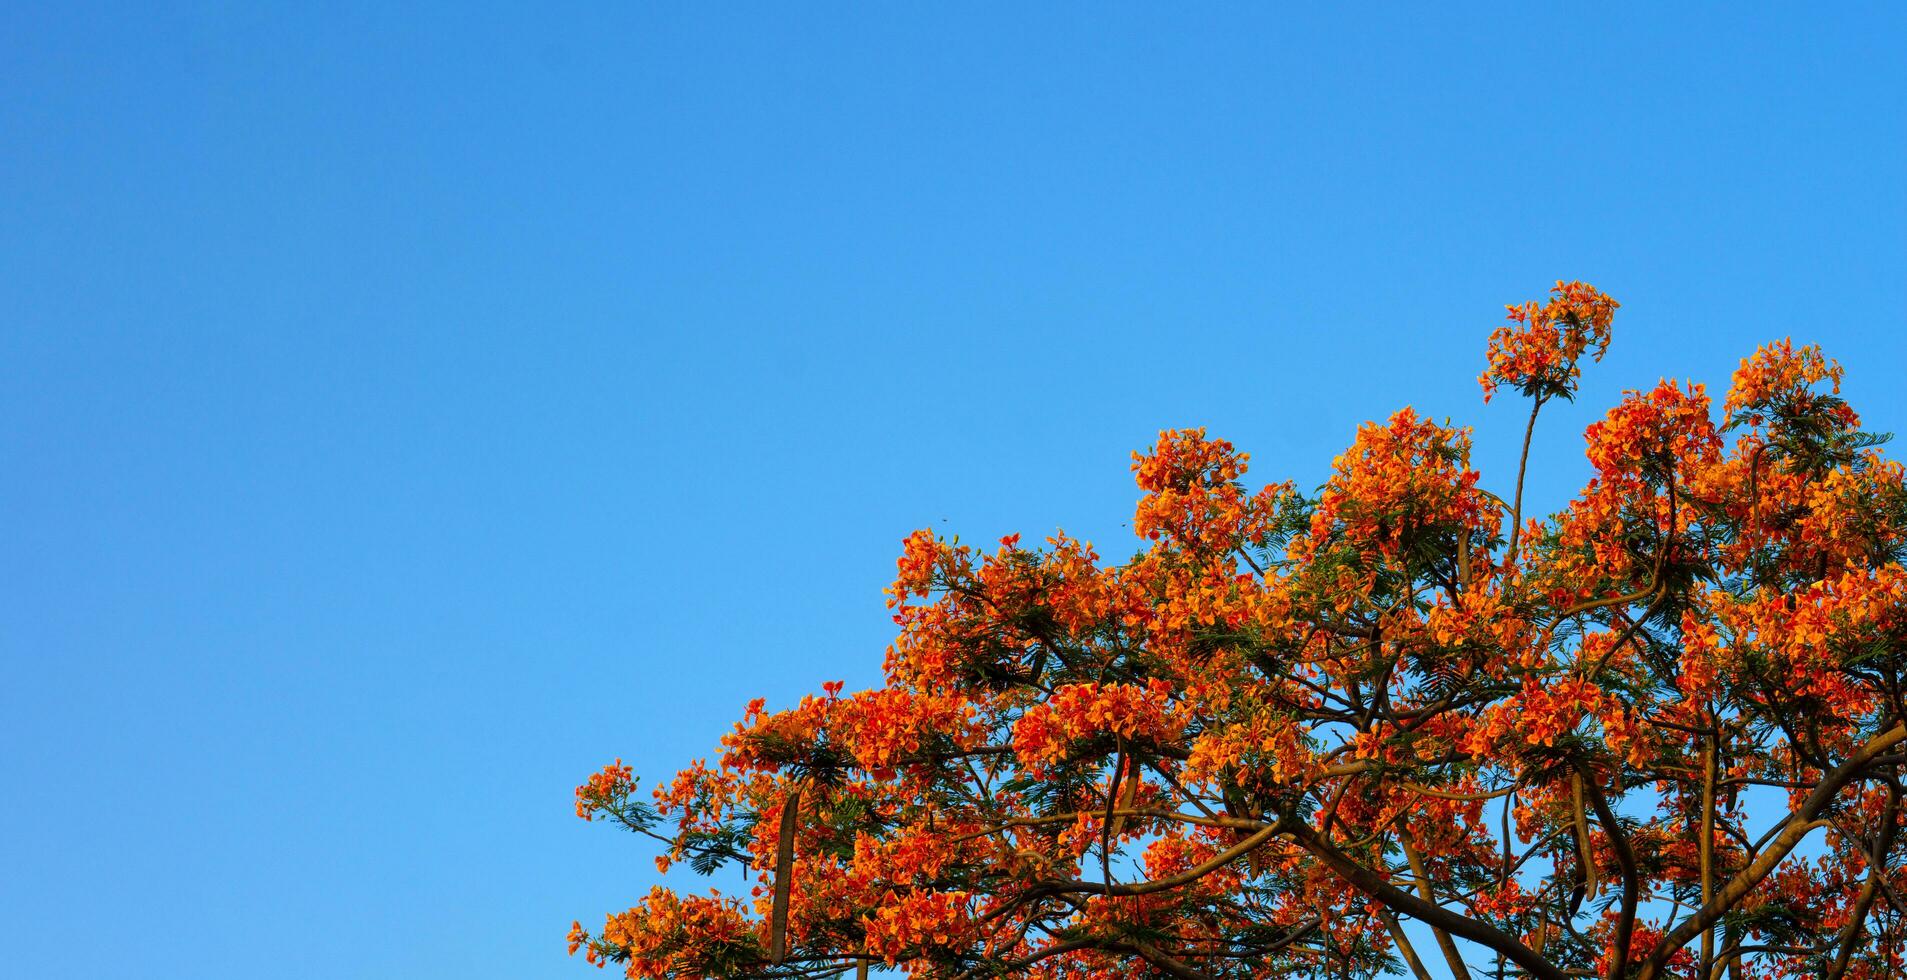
[570,283,1907,980]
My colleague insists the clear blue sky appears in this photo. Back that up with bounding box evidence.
[4,5,1904,979]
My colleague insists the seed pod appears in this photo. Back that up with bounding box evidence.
[770,785,802,963]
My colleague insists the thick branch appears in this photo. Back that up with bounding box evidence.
[1400,835,1471,980]
[1826,781,1901,980]
[1282,819,1567,980]
[1578,761,1639,980]
[1042,823,1281,897]
[1636,723,1907,980]
[1506,392,1547,568]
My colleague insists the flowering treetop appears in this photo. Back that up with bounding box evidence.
[571,282,1907,980]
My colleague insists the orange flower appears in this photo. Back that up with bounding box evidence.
[1723,338,1844,424]
[1012,681,1183,769]
[1304,407,1496,561]
[575,759,635,821]
[1582,379,1721,488]
[1131,428,1284,551]
[860,889,975,964]
[1479,280,1618,402]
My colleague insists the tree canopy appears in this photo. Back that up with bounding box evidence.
[570,283,1907,980]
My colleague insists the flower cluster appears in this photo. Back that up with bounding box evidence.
[1184,707,1313,788]
[1131,428,1285,551]
[1421,585,1537,664]
[719,694,833,775]
[1463,676,1652,765]
[886,529,973,609]
[1304,408,1494,560]
[1012,681,1183,768]
[575,759,637,821]
[1582,379,1720,485]
[1722,338,1845,425]
[860,889,974,964]
[1478,280,1618,402]
[834,688,977,778]
[571,887,757,978]
[1714,565,1907,721]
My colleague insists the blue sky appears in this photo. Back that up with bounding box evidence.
[4,5,1904,979]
